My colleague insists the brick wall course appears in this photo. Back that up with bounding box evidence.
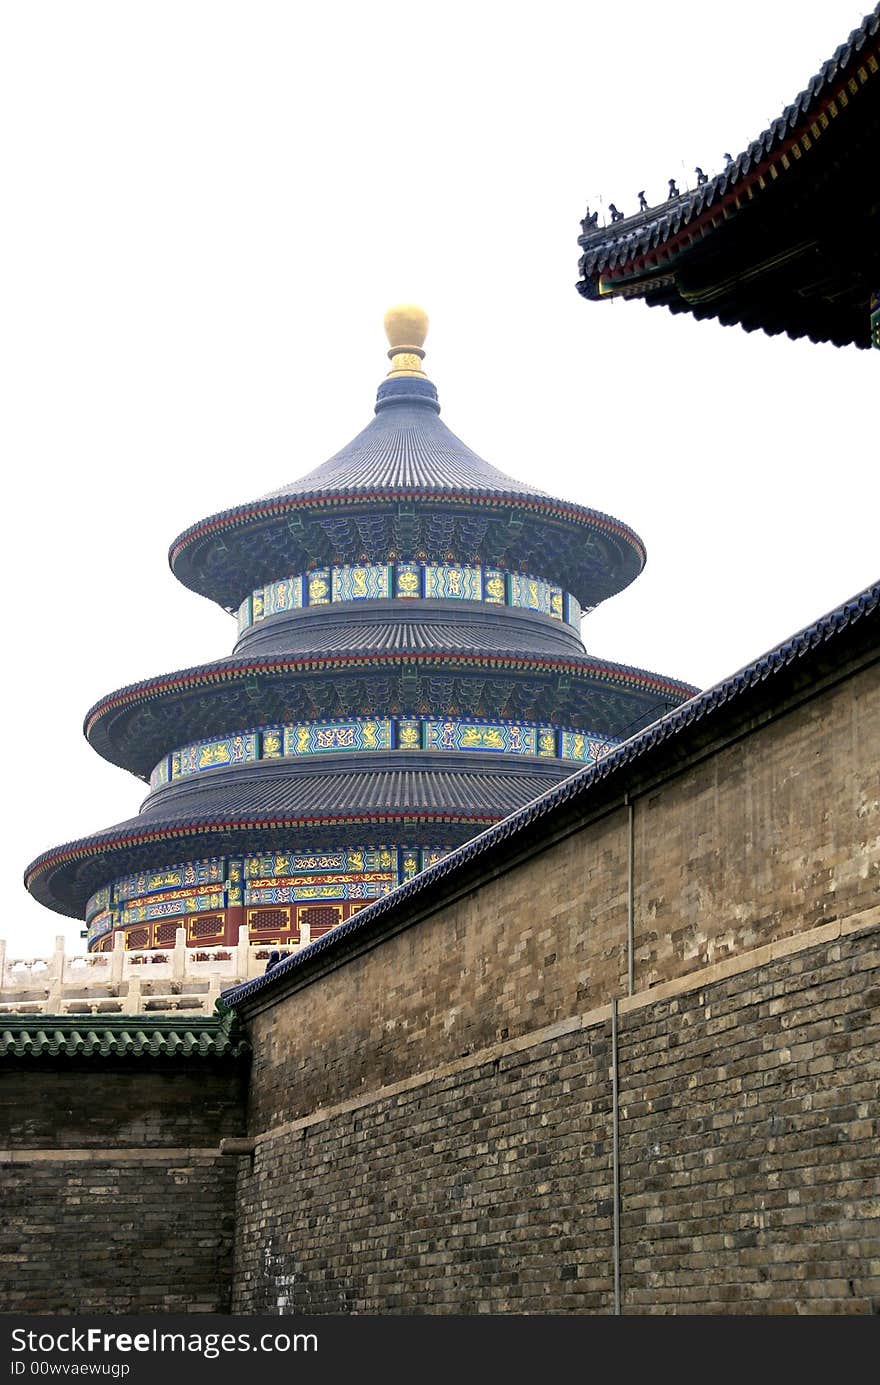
[0,1065,244,1149]
[633,662,878,986]
[234,1024,617,1314]
[616,931,879,1313]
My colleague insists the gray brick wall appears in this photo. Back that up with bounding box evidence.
[617,933,880,1313]
[0,1063,246,1313]
[233,927,879,1314]
[1,1159,238,1313]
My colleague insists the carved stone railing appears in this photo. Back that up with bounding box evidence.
[0,927,299,1017]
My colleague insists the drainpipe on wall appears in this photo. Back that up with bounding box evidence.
[625,793,635,996]
[611,995,621,1315]
[614,790,636,1312]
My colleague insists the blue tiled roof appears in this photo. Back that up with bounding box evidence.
[168,374,648,611]
[137,764,561,822]
[24,763,573,918]
[81,646,696,778]
[234,615,584,659]
[224,579,880,1009]
[263,377,551,500]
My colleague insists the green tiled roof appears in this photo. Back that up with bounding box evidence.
[0,1007,249,1059]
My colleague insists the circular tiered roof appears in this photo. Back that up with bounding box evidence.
[25,306,697,935]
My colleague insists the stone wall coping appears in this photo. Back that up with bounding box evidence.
[0,1147,225,1165]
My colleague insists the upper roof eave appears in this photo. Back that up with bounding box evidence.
[168,485,647,610]
[576,6,880,300]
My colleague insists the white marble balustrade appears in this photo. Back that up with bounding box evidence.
[0,927,302,1016]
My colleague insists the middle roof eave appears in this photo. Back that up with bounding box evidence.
[83,649,699,778]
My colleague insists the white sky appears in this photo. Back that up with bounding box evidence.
[2,1,876,956]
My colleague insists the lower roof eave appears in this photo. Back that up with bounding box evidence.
[24,808,511,920]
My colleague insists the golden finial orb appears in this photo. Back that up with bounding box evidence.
[384,303,429,378]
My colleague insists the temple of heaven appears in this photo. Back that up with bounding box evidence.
[25,307,698,953]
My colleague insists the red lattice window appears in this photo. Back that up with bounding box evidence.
[153,921,179,947]
[300,905,342,938]
[125,927,150,950]
[248,907,292,937]
[189,914,225,940]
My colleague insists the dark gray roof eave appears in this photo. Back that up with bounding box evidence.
[576,6,880,275]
